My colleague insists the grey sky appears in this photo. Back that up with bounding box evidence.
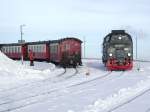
[0,0,150,59]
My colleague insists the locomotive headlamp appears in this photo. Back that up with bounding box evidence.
[118,36,122,40]
[124,48,129,51]
[109,53,113,57]
[128,53,131,56]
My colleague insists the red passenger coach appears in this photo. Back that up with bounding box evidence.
[26,41,50,61]
[50,38,82,67]
[0,37,82,68]
[0,43,27,60]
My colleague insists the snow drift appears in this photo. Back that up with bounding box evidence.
[0,51,53,86]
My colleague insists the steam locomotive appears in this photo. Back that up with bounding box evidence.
[102,30,133,71]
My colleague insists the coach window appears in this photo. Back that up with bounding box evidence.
[54,45,58,53]
[31,46,33,51]
[42,46,44,52]
[10,47,12,53]
[13,47,15,53]
[7,47,10,53]
[4,47,6,52]
[44,45,46,52]
[30,45,34,51]
[51,45,55,53]
[35,45,37,52]
[35,46,37,52]
[3,47,6,52]
[19,47,21,53]
[30,46,33,51]
[5,47,7,53]
[12,47,14,53]
[50,45,53,53]
[41,45,44,52]
[32,46,34,51]
[16,47,18,53]
[29,46,31,51]
[64,44,70,51]
[17,47,19,53]
[40,45,43,52]
[38,45,40,52]
[7,47,9,53]
[44,46,46,52]
[8,47,10,53]
[11,47,13,53]
[4,47,6,53]
[33,46,35,52]
[14,46,16,53]
[2,47,5,52]
[39,45,41,52]
[9,47,11,53]
[51,44,58,53]
[37,45,39,52]
[11,46,13,53]
[36,45,39,52]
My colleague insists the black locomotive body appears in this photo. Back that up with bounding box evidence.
[102,30,133,71]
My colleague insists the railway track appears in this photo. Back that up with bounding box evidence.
[0,68,67,100]
[107,84,150,112]
[52,68,78,82]
[65,68,78,79]
[0,68,79,104]
[0,68,79,101]
[0,71,112,112]
[0,67,66,93]
[0,69,129,112]
[0,59,145,94]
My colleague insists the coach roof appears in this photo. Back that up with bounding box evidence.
[51,37,82,43]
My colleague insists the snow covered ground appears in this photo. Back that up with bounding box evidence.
[0,52,150,112]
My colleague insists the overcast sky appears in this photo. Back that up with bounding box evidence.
[0,0,150,59]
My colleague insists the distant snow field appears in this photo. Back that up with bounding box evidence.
[0,51,150,112]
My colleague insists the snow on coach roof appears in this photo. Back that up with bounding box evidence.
[51,37,82,43]
[60,37,82,43]
[26,37,82,44]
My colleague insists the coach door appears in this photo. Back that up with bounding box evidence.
[50,43,59,62]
